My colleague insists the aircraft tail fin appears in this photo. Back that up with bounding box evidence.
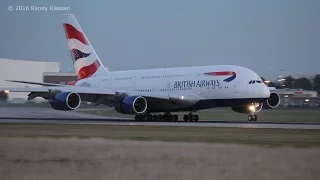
[62,14,108,80]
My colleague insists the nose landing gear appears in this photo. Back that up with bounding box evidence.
[247,102,259,121]
[248,114,258,121]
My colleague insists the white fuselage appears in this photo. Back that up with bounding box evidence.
[75,65,270,104]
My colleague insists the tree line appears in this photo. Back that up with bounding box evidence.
[261,74,320,94]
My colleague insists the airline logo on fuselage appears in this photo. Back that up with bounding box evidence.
[174,80,220,88]
[204,71,236,82]
[173,71,236,89]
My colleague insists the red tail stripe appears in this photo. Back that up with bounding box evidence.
[204,71,236,76]
[77,60,100,80]
[63,23,89,45]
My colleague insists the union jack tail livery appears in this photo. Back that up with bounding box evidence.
[62,14,108,80]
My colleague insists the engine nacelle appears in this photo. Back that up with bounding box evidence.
[49,92,81,111]
[265,92,280,108]
[231,102,263,114]
[115,96,147,114]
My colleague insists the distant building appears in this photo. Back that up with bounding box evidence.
[0,58,60,100]
[43,72,77,85]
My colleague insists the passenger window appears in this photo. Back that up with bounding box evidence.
[252,81,255,84]
[249,80,252,84]
[257,80,261,83]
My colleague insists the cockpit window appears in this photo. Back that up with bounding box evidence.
[249,80,263,84]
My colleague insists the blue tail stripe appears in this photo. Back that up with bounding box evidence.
[71,49,91,61]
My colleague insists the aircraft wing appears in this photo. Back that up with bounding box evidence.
[0,86,116,106]
[0,86,201,108]
[6,80,71,87]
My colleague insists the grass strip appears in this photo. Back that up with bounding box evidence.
[1,123,320,147]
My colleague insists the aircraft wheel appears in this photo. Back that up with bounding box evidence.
[136,115,144,121]
[152,115,158,121]
[146,115,152,121]
[143,115,148,121]
[169,114,174,121]
[162,115,167,122]
[188,114,194,121]
[194,115,199,121]
[183,115,188,121]
[173,114,178,121]
[253,115,258,121]
[248,115,254,121]
[163,114,169,122]
[157,114,163,121]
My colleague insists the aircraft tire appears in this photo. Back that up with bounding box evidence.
[194,115,199,121]
[188,114,194,121]
[183,115,188,121]
[152,115,157,121]
[134,115,139,121]
[173,114,178,121]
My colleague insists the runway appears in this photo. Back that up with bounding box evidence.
[0,107,320,129]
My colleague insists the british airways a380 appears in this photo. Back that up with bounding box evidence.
[2,14,280,122]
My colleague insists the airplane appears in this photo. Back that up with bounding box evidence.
[1,14,280,122]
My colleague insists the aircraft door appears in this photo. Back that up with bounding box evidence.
[199,86,206,95]
[107,76,112,86]
[233,82,239,93]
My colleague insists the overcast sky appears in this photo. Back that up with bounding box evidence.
[0,0,319,80]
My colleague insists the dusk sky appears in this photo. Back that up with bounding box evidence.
[0,0,319,80]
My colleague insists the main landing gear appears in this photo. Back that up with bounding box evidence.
[134,113,178,121]
[183,112,199,122]
[134,112,199,122]
[248,114,258,121]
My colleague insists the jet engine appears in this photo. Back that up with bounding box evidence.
[115,96,147,114]
[49,92,81,111]
[231,102,263,114]
[265,92,280,108]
